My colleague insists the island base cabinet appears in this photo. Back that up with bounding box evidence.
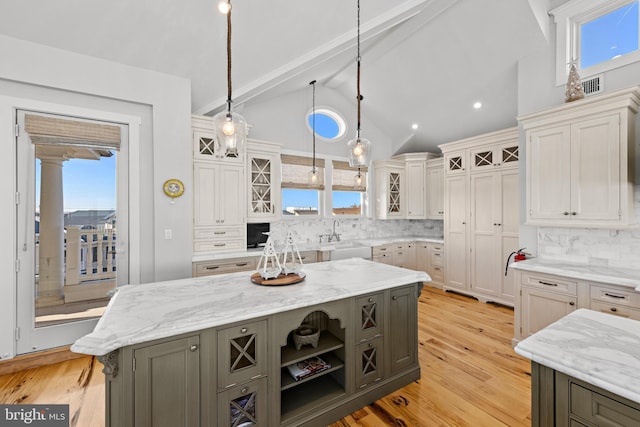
[217,377,267,427]
[532,363,640,427]
[133,335,200,427]
[388,286,417,375]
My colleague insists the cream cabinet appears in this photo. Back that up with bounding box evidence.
[439,127,519,306]
[374,160,405,219]
[246,139,281,222]
[405,161,426,219]
[426,159,444,219]
[192,114,247,254]
[513,268,640,343]
[521,87,639,228]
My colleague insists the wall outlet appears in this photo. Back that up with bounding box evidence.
[164,229,173,240]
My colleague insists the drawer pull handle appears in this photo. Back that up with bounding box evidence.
[569,302,575,306]
[434,267,441,271]
[604,293,625,299]
[214,243,226,247]
[240,327,248,334]
[610,307,618,312]
[434,253,441,256]
[214,232,226,235]
[205,266,220,270]
[235,263,248,267]
[563,212,569,216]
[538,281,558,287]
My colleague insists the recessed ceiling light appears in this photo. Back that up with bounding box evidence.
[411,123,419,130]
[473,102,482,109]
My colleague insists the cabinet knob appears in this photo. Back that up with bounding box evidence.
[569,302,575,306]
[610,307,618,312]
[368,297,373,303]
[571,212,577,216]
[240,327,248,334]
[563,212,569,216]
[368,342,374,348]
[392,296,397,300]
[241,387,248,394]
[190,344,198,352]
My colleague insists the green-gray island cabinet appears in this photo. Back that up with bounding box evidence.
[71,258,429,427]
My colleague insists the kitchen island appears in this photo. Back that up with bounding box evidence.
[515,309,640,426]
[72,258,429,427]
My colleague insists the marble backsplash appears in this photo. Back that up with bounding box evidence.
[270,218,443,244]
[537,188,640,270]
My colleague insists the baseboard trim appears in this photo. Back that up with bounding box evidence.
[0,346,85,376]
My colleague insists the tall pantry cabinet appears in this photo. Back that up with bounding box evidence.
[439,127,520,306]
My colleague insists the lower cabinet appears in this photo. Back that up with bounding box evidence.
[514,270,640,343]
[103,284,421,427]
[532,363,640,427]
[133,335,201,427]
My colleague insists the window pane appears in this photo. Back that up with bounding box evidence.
[282,189,319,216]
[309,113,339,139]
[332,191,362,215]
[580,1,639,68]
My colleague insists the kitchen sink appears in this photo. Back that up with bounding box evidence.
[328,242,372,261]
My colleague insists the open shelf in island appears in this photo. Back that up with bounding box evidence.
[280,374,346,423]
[281,331,344,366]
[281,352,345,391]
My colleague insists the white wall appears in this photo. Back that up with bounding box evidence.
[241,85,396,161]
[516,15,640,268]
[0,34,193,359]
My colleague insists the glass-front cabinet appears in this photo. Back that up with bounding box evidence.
[246,140,282,222]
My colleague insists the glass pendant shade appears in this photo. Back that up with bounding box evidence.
[354,171,364,189]
[347,134,371,167]
[308,168,319,185]
[213,109,247,157]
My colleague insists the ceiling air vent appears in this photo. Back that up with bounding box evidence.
[581,74,603,96]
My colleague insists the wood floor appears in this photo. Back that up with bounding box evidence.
[0,286,531,426]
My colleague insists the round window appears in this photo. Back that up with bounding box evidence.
[306,108,347,141]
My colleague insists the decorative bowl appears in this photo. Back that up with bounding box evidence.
[293,324,320,350]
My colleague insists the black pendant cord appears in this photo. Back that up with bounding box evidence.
[310,80,317,171]
[226,0,233,114]
[356,0,362,137]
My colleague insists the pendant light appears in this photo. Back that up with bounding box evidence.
[354,167,364,190]
[214,0,247,158]
[308,80,319,186]
[347,0,371,167]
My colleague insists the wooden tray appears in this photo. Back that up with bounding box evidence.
[251,272,305,286]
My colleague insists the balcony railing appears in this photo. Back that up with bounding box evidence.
[65,226,117,286]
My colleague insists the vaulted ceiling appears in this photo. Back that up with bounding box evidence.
[0,0,550,153]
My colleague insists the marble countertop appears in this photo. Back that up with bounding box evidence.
[192,235,444,262]
[510,258,640,292]
[515,308,640,404]
[71,258,430,356]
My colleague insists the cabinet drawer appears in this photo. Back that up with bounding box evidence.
[194,258,257,277]
[372,254,394,265]
[522,273,577,295]
[298,250,318,264]
[590,285,640,307]
[355,337,384,390]
[372,244,393,257]
[590,301,640,321]
[429,247,444,267]
[430,265,444,282]
[568,381,640,425]
[393,243,407,251]
[193,238,245,253]
[355,293,384,343]
[194,226,244,240]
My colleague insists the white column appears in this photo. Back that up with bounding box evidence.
[37,156,65,307]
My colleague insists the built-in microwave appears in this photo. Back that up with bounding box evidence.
[247,223,270,248]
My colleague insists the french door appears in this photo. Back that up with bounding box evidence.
[15,109,129,354]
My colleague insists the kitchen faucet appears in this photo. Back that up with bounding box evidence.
[328,219,341,242]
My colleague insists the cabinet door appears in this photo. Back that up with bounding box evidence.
[194,162,218,226]
[388,286,417,374]
[387,170,404,218]
[248,152,281,221]
[520,287,576,338]
[218,321,267,389]
[355,337,384,389]
[134,335,200,427]
[355,293,384,343]
[415,243,429,273]
[444,175,467,290]
[470,172,499,297]
[499,170,520,302]
[570,114,620,221]
[427,164,444,219]
[217,377,267,427]
[406,162,426,219]
[444,151,466,175]
[219,165,245,225]
[527,125,571,222]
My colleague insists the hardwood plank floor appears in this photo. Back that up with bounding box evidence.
[0,286,531,426]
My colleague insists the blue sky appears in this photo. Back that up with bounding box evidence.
[36,155,116,212]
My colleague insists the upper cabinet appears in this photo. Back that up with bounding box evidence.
[192,115,244,163]
[373,153,440,220]
[246,139,282,222]
[520,87,640,228]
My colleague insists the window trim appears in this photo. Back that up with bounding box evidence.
[551,0,640,85]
